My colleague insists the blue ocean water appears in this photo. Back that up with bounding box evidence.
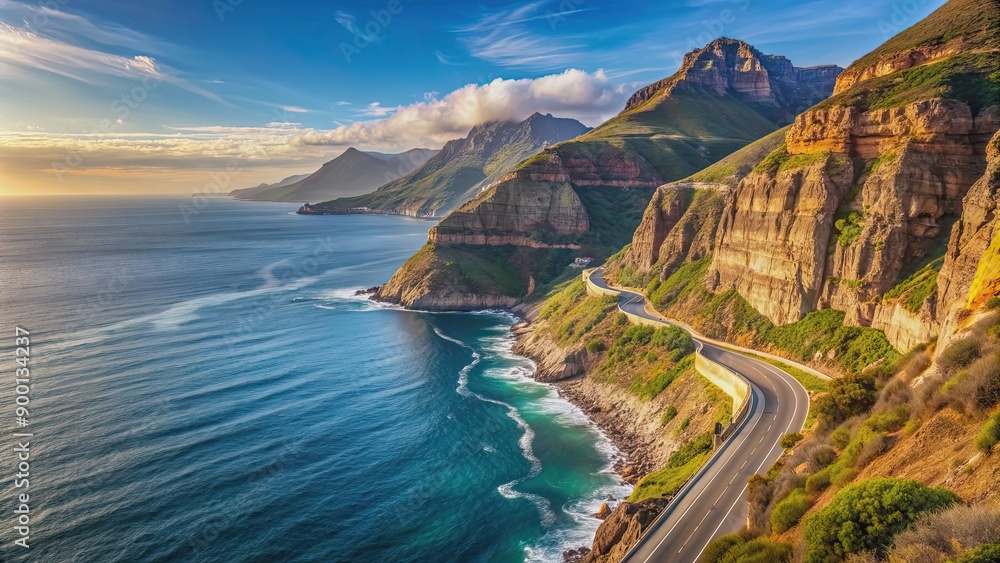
[0,196,628,562]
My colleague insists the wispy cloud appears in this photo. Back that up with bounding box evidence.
[456,2,588,71]
[280,105,310,113]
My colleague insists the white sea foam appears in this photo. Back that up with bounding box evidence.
[432,327,556,527]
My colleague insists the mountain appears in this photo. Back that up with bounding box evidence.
[232,148,437,202]
[229,173,310,199]
[373,38,842,310]
[307,113,590,217]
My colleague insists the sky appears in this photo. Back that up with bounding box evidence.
[0,0,946,195]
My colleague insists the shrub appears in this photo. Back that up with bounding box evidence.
[947,350,1000,412]
[835,211,865,247]
[952,543,1000,563]
[830,426,852,450]
[866,405,910,433]
[809,444,837,467]
[805,467,832,494]
[803,478,961,562]
[816,374,879,429]
[781,432,804,449]
[975,412,1000,453]
[771,488,811,533]
[661,405,678,426]
[986,296,1000,310]
[890,504,1000,562]
[585,339,604,353]
[667,432,713,468]
[703,533,793,563]
[940,339,982,371]
[832,468,858,487]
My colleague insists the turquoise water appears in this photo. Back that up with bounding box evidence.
[0,196,628,562]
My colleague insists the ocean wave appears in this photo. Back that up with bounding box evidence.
[432,327,556,527]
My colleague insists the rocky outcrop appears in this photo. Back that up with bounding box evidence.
[581,497,671,563]
[937,128,1000,343]
[625,38,841,117]
[435,179,589,238]
[622,184,728,280]
[834,43,965,95]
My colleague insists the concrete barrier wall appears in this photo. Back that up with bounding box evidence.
[695,353,751,419]
[582,269,620,297]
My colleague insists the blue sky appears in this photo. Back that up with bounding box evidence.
[0,0,946,194]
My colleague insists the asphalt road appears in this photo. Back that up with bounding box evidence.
[588,269,809,563]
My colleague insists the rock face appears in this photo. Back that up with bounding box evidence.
[937,128,1000,343]
[312,113,589,217]
[581,497,671,563]
[709,100,998,330]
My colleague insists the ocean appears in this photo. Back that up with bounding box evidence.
[0,196,628,562]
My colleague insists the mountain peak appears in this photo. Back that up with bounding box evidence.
[624,38,842,115]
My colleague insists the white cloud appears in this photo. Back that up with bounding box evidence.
[293,68,628,148]
[280,105,310,113]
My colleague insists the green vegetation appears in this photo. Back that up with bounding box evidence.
[834,211,865,247]
[952,543,1000,563]
[781,432,804,449]
[647,265,900,377]
[975,411,1000,453]
[753,144,791,174]
[666,432,713,468]
[702,534,792,563]
[883,259,943,313]
[803,478,960,562]
[628,450,709,502]
[661,405,678,425]
[630,355,695,400]
[865,151,898,174]
[815,373,878,429]
[771,488,810,534]
[684,126,791,186]
[538,280,618,345]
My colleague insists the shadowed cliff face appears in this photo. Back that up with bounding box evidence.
[375,39,842,310]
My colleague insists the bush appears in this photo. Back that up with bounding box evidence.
[941,339,982,371]
[816,374,879,429]
[805,467,832,494]
[830,426,852,450]
[866,405,910,433]
[703,533,793,563]
[975,412,1000,453]
[781,432,804,449]
[947,350,1000,412]
[890,504,1000,562]
[803,478,961,562]
[661,405,678,426]
[809,444,837,467]
[986,296,1000,310]
[771,488,811,533]
[952,543,1000,562]
[585,339,605,353]
[667,432,713,468]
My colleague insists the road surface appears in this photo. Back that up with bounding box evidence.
[588,269,809,563]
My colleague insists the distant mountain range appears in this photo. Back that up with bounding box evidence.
[230,148,437,202]
[306,112,591,217]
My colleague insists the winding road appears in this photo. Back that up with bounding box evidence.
[587,269,810,563]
